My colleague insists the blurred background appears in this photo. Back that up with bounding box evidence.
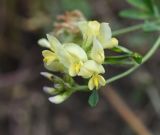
[0,0,160,135]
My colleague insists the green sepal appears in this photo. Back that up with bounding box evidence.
[132,52,143,64]
[104,55,135,65]
[111,46,132,54]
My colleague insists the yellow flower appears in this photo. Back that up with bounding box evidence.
[63,43,88,76]
[68,61,84,76]
[78,21,100,49]
[78,21,118,49]
[88,74,106,90]
[38,35,66,72]
[90,38,104,64]
[78,60,105,78]
[41,34,88,76]
[42,50,65,72]
[78,60,106,90]
[42,50,57,65]
[42,34,73,70]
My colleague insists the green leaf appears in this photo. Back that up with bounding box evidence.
[132,52,143,64]
[120,9,151,20]
[88,90,99,107]
[151,0,160,17]
[127,0,149,11]
[143,21,160,32]
[144,0,154,12]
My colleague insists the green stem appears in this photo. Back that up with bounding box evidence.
[107,36,160,84]
[74,85,88,92]
[112,20,160,36]
[112,24,143,36]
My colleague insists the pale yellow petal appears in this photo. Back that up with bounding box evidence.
[88,77,94,90]
[90,38,104,64]
[69,64,77,76]
[99,23,111,40]
[98,23,112,48]
[48,94,67,104]
[56,46,71,68]
[38,38,51,48]
[88,21,100,36]
[48,91,72,104]
[64,43,88,62]
[103,38,118,49]
[78,60,105,78]
[82,60,105,74]
[46,34,61,51]
[45,35,73,68]
[98,75,106,86]
[42,50,56,57]
[78,21,100,49]
[44,61,65,72]
[78,67,93,78]
[42,50,57,65]
[77,21,88,37]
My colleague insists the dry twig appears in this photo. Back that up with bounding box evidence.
[101,86,153,135]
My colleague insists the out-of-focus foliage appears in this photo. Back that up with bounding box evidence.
[60,0,92,17]
[143,21,160,31]
[119,0,160,33]
[120,0,160,20]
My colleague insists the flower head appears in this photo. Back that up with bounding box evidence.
[38,16,122,105]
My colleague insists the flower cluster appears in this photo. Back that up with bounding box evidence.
[38,20,118,104]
